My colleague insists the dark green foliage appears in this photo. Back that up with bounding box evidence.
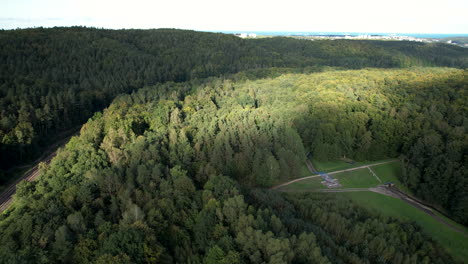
[249,190,453,264]
[0,67,465,263]
[1,27,466,262]
[1,27,467,176]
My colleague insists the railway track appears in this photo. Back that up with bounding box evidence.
[0,151,57,212]
[0,129,79,213]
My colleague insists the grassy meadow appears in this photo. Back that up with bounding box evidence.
[278,159,468,262]
[333,168,380,188]
[341,192,468,262]
[311,158,398,172]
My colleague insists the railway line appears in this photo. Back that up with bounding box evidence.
[0,129,78,213]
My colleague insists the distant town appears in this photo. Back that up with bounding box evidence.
[233,33,468,48]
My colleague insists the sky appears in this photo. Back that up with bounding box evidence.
[1,0,467,33]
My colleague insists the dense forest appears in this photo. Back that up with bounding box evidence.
[0,66,466,263]
[1,27,467,177]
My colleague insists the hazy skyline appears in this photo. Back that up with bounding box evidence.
[1,0,467,33]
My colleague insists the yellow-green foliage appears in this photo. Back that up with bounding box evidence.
[1,67,465,263]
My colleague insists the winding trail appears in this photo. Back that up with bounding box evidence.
[272,175,322,190]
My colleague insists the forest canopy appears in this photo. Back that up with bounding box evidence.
[0,67,466,263]
[1,27,467,176]
[1,28,467,263]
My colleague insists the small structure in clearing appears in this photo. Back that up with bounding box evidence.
[319,172,341,188]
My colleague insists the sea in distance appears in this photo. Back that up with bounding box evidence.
[213,31,468,39]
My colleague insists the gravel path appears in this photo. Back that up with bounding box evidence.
[272,161,468,237]
[271,159,398,190]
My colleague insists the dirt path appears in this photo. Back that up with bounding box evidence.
[278,185,468,236]
[326,160,398,176]
[271,175,321,190]
[319,188,370,192]
[276,181,468,237]
[367,167,382,183]
[384,187,468,236]
[305,159,318,174]
[271,159,398,190]
[358,186,467,236]
[272,159,468,237]
[0,131,78,213]
[270,158,320,190]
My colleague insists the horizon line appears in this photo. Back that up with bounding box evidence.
[0,26,467,36]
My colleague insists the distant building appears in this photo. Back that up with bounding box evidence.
[234,33,248,38]
[234,33,256,38]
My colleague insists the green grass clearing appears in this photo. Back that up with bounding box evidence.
[299,163,313,177]
[279,159,468,261]
[433,210,468,234]
[277,176,323,191]
[272,163,315,186]
[341,192,468,262]
[276,159,398,190]
[371,162,414,194]
[334,168,380,188]
[311,158,397,173]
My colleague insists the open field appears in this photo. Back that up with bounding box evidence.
[299,163,313,177]
[334,168,380,188]
[272,163,315,186]
[276,176,323,191]
[311,158,397,172]
[276,159,468,262]
[278,165,385,190]
[371,162,414,194]
[277,165,384,191]
[340,192,468,262]
[275,159,397,190]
